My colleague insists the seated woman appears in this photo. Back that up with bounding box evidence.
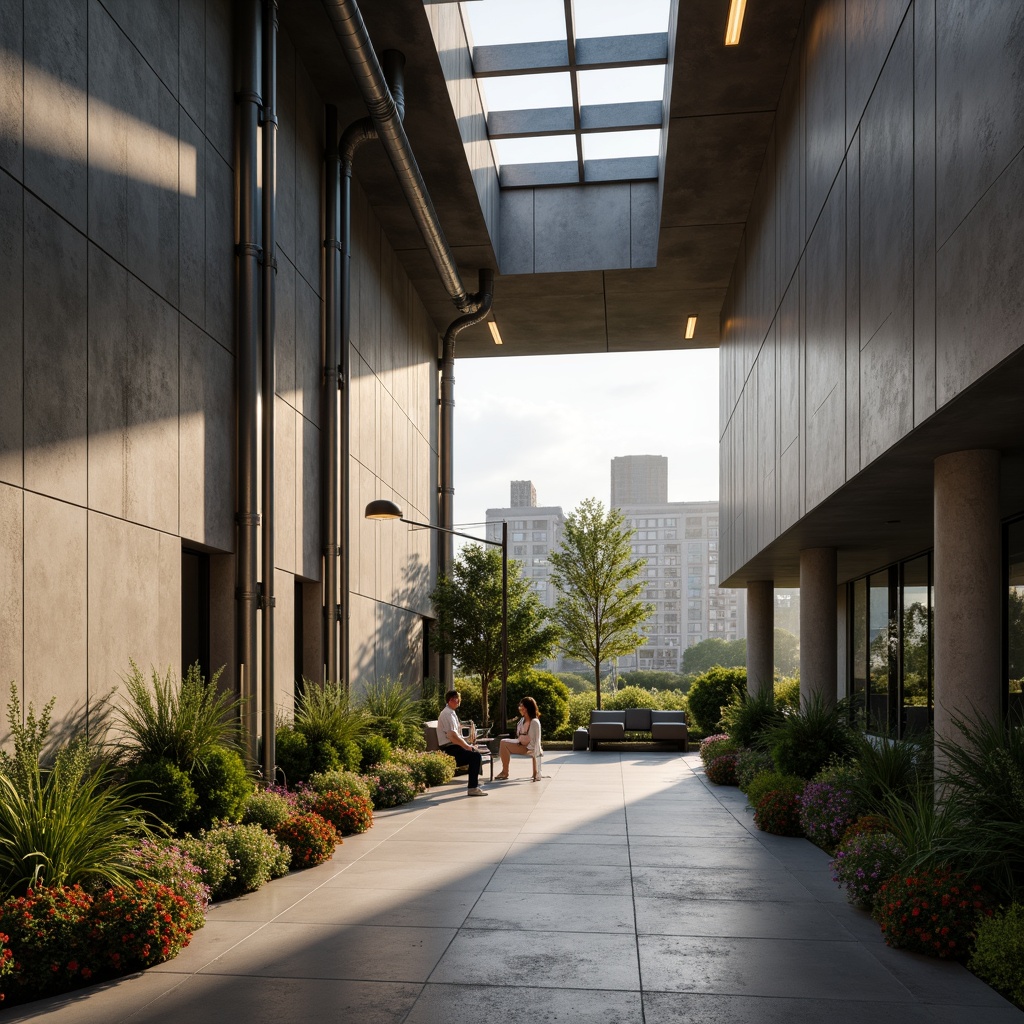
[495,696,542,781]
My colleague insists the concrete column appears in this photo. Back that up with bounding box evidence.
[933,450,1001,753]
[800,548,837,707]
[746,580,775,698]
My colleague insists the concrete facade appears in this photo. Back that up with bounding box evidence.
[0,0,439,740]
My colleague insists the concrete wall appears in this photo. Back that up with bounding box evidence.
[0,0,440,737]
[719,0,1024,580]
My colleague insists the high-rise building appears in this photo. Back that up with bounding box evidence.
[510,480,537,508]
[611,455,668,507]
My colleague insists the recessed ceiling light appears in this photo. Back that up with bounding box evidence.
[725,0,747,45]
[685,315,698,340]
[488,321,503,345]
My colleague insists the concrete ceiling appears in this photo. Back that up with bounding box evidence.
[282,0,806,357]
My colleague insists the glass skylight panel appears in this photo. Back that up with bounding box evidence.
[479,72,573,114]
[578,65,667,107]
[461,0,566,48]
[492,135,578,168]
[572,0,671,40]
[582,129,661,162]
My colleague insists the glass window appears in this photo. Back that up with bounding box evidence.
[868,571,894,735]
[533,520,548,529]
[1008,518,1024,723]
[512,532,525,542]
[532,531,547,541]
[901,555,932,735]
[665,519,676,527]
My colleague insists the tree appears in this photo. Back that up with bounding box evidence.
[430,545,560,726]
[547,498,654,709]
[773,627,800,677]
[682,637,746,675]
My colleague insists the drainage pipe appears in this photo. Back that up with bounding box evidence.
[321,0,487,314]
[260,0,278,781]
[235,0,262,762]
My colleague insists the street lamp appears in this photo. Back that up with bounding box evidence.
[364,500,510,733]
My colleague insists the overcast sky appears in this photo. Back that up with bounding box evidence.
[452,348,721,534]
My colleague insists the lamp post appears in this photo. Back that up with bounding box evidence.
[364,499,510,732]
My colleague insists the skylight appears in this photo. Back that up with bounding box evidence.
[461,0,672,188]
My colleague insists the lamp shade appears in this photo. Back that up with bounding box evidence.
[365,499,403,520]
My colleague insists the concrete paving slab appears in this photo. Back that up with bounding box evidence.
[319,859,497,892]
[275,887,478,928]
[485,862,633,895]
[465,891,637,933]
[503,839,632,866]
[628,842,781,870]
[429,929,641,990]
[631,865,819,902]
[405,983,643,1023]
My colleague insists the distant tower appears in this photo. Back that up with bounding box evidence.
[610,455,668,507]
[511,480,537,508]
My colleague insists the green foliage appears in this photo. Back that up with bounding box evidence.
[293,678,368,749]
[176,834,231,900]
[548,498,655,707]
[121,839,210,932]
[830,830,905,910]
[720,689,783,748]
[969,903,1024,1006]
[849,734,932,814]
[273,725,341,786]
[604,685,659,711]
[745,770,805,810]
[556,672,595,693]
[116,661,239,770]
[619,670,689,691]
[489,669,570,737]
[306,768,373,802]
[682,637,747,675]
[0,683,55,795]
[705,754,739,786]
[753,789,804,836]
[699,734,737,766]
[774,675,801,712]
[126,757,198,831]
[735,748,775,792]
[358,676,424,747]
[774,628,800,677]
[568,691,598,730]
[274,813,337,869]
[0,763,152,898]
[302,789,374,836]
[364,763,417,809]
[686,666,747,734]
[452,677,483,725]
[183,745,252,833]
[431,544,560,725]
[240,788,294,831]
[201,823,291,899]
[389,748,457,788]
[91,880,193,970]
[358,734,393,772]
[765,695,859,779]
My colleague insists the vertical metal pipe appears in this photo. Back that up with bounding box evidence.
[260,0,278,780]
[324,106,341,685]
[236,0,262,761]
[499,519,508,731]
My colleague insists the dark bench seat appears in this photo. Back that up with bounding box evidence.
[587,708,688,751]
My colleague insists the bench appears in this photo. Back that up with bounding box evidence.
[423,720,494,781]
[586,708,688,751]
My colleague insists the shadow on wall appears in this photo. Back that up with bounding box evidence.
[350,555,431,699]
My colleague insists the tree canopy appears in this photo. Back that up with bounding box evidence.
[682,637,746,675]
[547,498,654,708]
[430,544,559,725]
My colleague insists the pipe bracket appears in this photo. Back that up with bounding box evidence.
[324,239,342,251]
[236,512,262,526]
[236,241,263,259]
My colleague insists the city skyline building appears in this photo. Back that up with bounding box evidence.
[611,455,669,507]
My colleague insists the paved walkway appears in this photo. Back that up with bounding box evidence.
[8,752,1022,1023]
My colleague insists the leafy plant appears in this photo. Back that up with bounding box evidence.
[705,753,738,786]
[604,685,659,711]
[307,769,373,801]
[765,694,859,779]
[293,678,368,750]
[698,733,735,766]
[359,676,424,747]
[874,869,992,959]
[753,789,803,836]
[830,830,905,910]
[389,749,457,788]
[969,903,1024,1007]
[116,661,239,770]
[735,748,775,792]
[122,839,210,931]
[184,745,252,833]
[489,669,571,736]
[568,691,598,730]
[92,879,193,971]
[274,814,337,869]
[125,758,198,831]
[240,788,294,831]
[798,782,860,854]
[720,689,783,748]
[686,667,747,734]
[364,763,417,809]
[745,771,805,811]
[850,733,932,813]
[201,823,291,899]
[176,834,231,900]
[359,734,393,772]
[302,789,374,836]
[774,675,801,712]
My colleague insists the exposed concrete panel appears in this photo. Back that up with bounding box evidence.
[779,439,800,534]
[757,331,777,551]
[294,61,322,293]
[844,141,860,478]
[775,45,804,306]
[24,493,87,718]
[274,399,296,575]
[858,18,913,465]
[0,176,23,487]
[100,0,178,96]
[936,147,1024,406]
[778,278,800,453]
[805,386,845,512]
[204,141,233,351]
[178,113,207,329]
[935,0,1024,248]
[355,194,382,374]
[295,275,321,422]
[24,196,88,505]
[0,0,23,180]
[933,451,1001,751]
[24,0,87,232]
[273,568,296,715]
[300,578,322,686]
[275,255,297,405]
[298,414,320,581]
[276,32,297,266]
[629,183,659,269]
[534,186,630,273]
[204,0,233,167]
[88,247,179,534]
[179,317,234,551]
[804,0,845,234]
[746,580,775,696]
[376,602,421,691]
[348,591,377,692]
[498,190,534,276]
[210,552,236,692]
[0,485,23,708]
[799,547,837,705]
[87,513,180,699]
[179,0,206,132]
[87,3,179,304]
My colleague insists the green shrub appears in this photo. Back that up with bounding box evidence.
[183,745,252,833]
[619,670,689,691]
[176,834,231,899]
[489,669,570,738]
[556,672,594,693]
[969,904,1024,1006]
[706,754,739,786]
[122,839,210,931]
[390,748,457,788]
[745,771,805,811]
[92,879,193,971]
[125,757,198,831]
[655,689,689,711]
[274,813,337,869]
[753,789,803,837]
[766,695,859,779]
[830,830,904,910]
[359,734,393,771]
[774,675,801,712]
[240,788,294,831]
[364,763,417,809]
[568,691,598,730]
[851,733,932,814]
[604,685,659,711]
[699,733,736,766]
[202,823,291,899]
[337,739,363,773]
[307,769,373,801]
[686,667,747,734]
[293,678,369,750]
[720,689,783,748]
[274,725,311,784]
[451,678,483,723]
[736,749,775,792]
[358,676,424,748]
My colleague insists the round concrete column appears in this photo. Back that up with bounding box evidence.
[933,450,1001,753]
[800,548,837,708]
[746,580,775,698]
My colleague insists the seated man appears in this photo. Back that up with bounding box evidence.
[437,689,488,797]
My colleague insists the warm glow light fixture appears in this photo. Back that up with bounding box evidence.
[725,0,747,45]
[685,315,698,340]
[488,321,503,345]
